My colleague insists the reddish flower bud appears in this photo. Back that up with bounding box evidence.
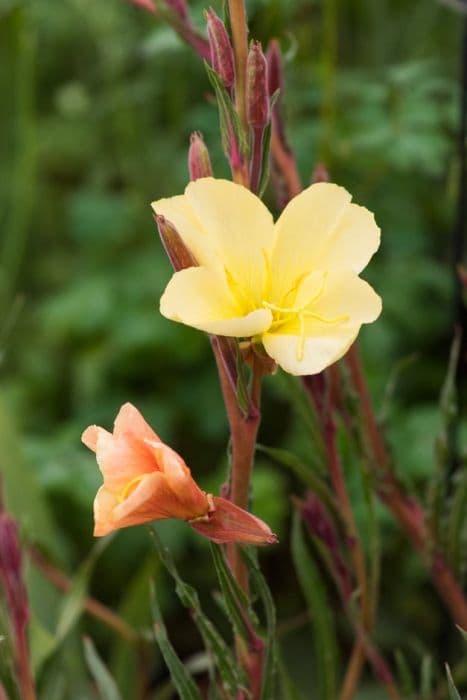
[154,214,197,271]
[247,41,270,129]
[163,0,188,20]
[298,494,353,601]
[266,39,284,98]
[311,162,330,183]
[188,132,213,181]
[130,0,156,13]
[206,8,235,89]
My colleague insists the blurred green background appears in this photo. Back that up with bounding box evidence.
[0,0,466,697]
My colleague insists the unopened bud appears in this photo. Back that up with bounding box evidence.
[206,8,235,89]
[247,40,270,129]
[163,0,188,20]
[130,0,156,13]
[155,215,197,271]
[266,39,283,98]
[298,494,353,600]
[188,132,213,180]
[311,162,330,183]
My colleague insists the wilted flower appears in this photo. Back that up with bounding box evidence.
[152,178,381,375]
[82,403,276,545]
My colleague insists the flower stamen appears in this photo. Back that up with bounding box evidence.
[118,475,146,503]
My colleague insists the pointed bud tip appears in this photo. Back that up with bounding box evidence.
[247,40,270,129]
[154,213,197,271]
[206,9,235,89]
[188,131,213,180]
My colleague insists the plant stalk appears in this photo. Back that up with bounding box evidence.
[228,0,249,135]
[345,343,467,629]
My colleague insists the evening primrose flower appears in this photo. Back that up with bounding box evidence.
[152,178,381,375]
[82,403,276,544]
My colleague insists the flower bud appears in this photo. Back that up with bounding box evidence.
[206,8,235,89]
[311,162,330,183]
[155,214,197,271]
[188,132,213,181]
[163,0,188,20]
[266,39,283,98]
[130,0,156,13]
[247,41,270,129]
[298,494,353,600]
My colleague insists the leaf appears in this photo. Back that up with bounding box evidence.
[447,468,467,574]
[241,548,277,700]
[291,512,338,700]
[446,664,462,700]
[427,329,461,546]
[395,649,416,698]
[280,373,327,472]
[456,625,467,642]
[150,583,202,700]
[257,444,335,512]
[204,61,248,161]
[55,536,113,642]
[83,637,123,700]
[277,650,306,700]
[419,654,433,697]
[258,89,280,197]
[209,542,253,643]
[150,528,246,696]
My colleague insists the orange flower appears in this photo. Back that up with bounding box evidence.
[82,403,276,545]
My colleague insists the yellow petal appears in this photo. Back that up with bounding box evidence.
[295,269,382,324]
[263,326,359,376]
[263,270,381,375]
[270,182,380,300]
[160,266,273,336]
[152,179,275,306]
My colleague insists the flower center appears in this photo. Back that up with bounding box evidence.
[118,475,146,503]
[262,272,349,361]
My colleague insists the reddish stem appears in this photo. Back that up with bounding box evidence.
[345,343,467,629]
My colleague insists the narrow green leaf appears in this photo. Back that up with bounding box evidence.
[55,536,112,642]
[83,637,123,700]
[242,548,277,700]
[257,444,335,513]
[395,649,416,698]
[427,330,461,546]
[446,664,462,700]
[257,90,280,197]
[447,468,467,573]
[291,512,338,700]
[150,583,202,700]
[209,542,252,643]
[419,655,433,697]
[150,529,245,695]
[277,650,306,700]
[205,61,248,161]
[280,373,327,472]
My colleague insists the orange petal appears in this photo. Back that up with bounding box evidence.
[113,402,160,442]
[82,425,111,452]
[93,430,157,492]
[114,472,210,525]
[189,496,278,545]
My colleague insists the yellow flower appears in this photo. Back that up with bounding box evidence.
[152,178,381,376]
